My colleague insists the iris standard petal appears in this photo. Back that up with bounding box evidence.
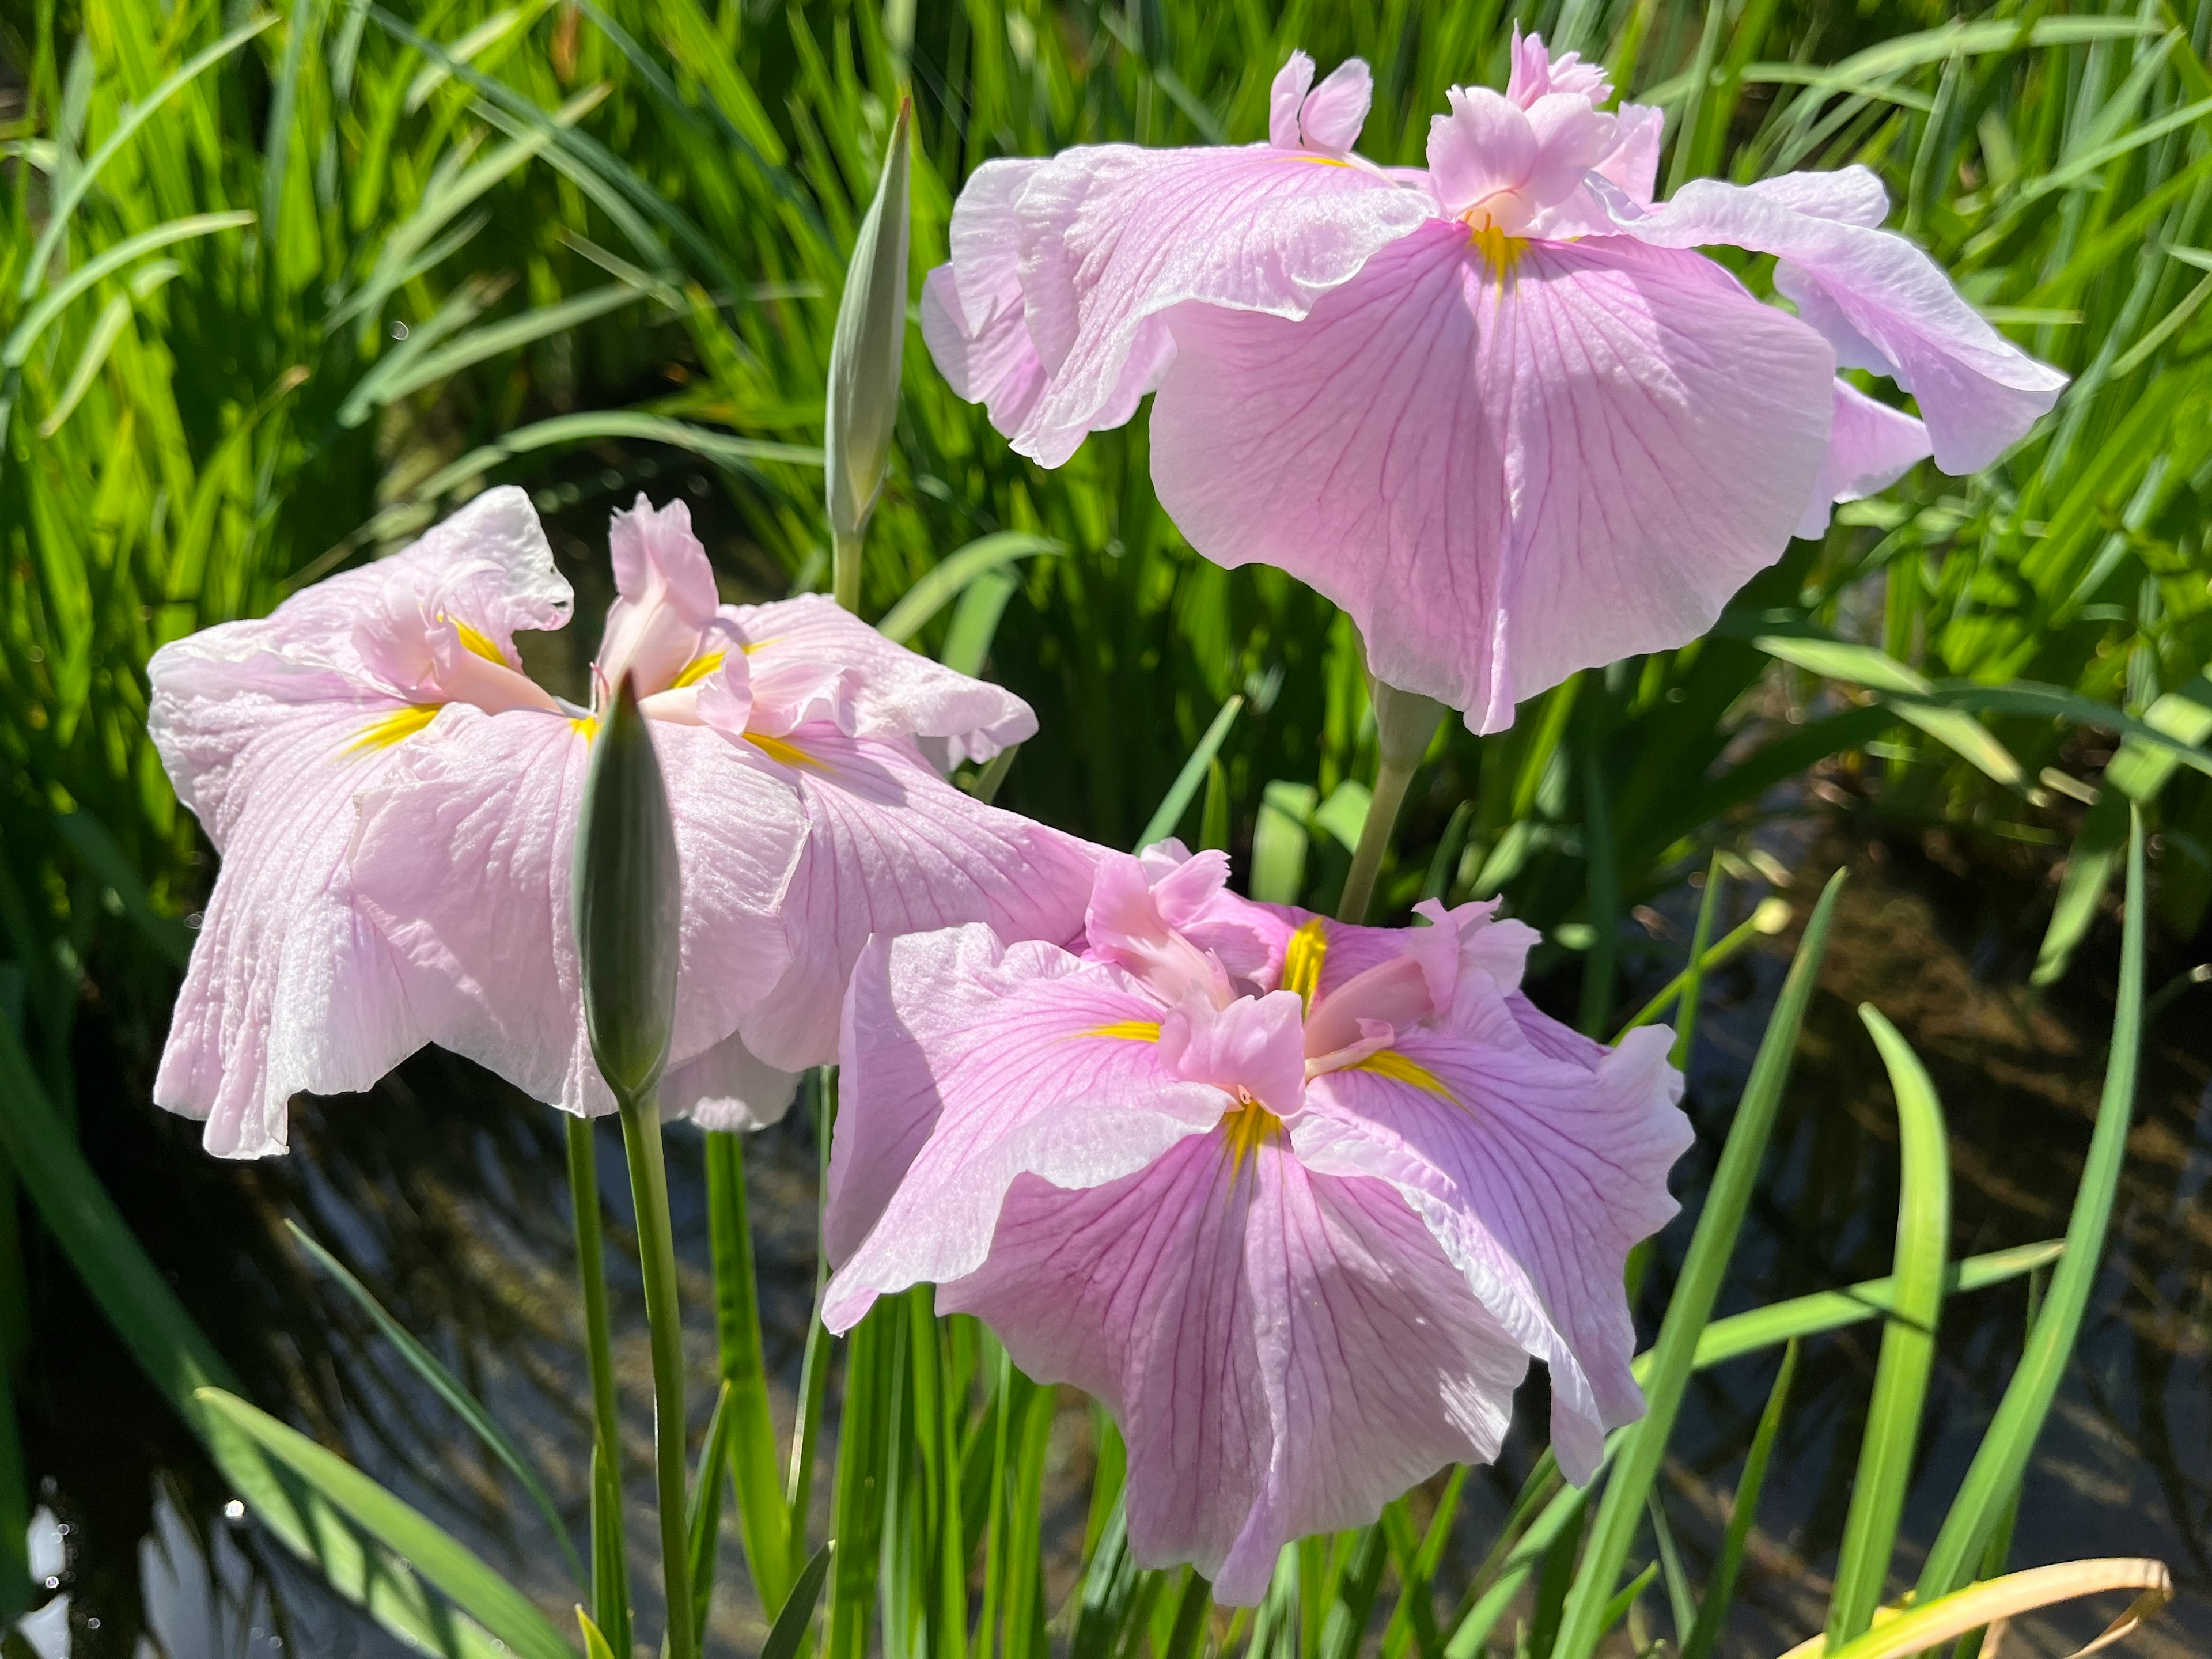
[1151,223,1836,730]
[726,593,1038,765]
[1607,169,2068,471]
[347,706,805,1116]
[597,494,725,697]
[726,725,1100,1074]
[919,158,1052,436]
[999,139,1433,465]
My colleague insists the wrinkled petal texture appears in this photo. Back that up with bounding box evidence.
[347,707,805,1116]
[1298,1012,1688,1481]
[921,158,1053,437]
[945,1139,1522,1603]
[149,676,430,1157]
[728,594,1037,765]
[1152,224,1835,730]
[996,141,1433,465]
[824,925,1225,1287]
[1612,169,2067,472]
[733,728,1100,1075]
[145,484,572,1156]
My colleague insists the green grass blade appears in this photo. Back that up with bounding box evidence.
[34,291,130,438]
[1681,1340,1798,1659]
[1915,810,2147,1601]
[687,1378,736,1645]
[2033,794,2127,987]
[287,1221,583,1585]
[875,532,1060,644]
[1689,1241,2058,1373]
[706,1129,791,1611]
[1137,694,1245,852]
[1319,1525,1387,1659]
[827,1300,897,1659]
[1597,1560,1660,1643]
[1552,868,1849,1659]
[16,14,276,300]
[1826,1009,1952,1645]
[577,1608,617,1659]
[940,570,1021,679]
[368,411,821,537]
[1670,856,1725,1070]
[195,1388,574,1659]
[4,210,256,372]
[1646,1494,1696,1642]
[766,1541,837,1659]
[1617,898,1791,1038]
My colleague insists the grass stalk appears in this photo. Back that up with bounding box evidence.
[566,1112,631,1654]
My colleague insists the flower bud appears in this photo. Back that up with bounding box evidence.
[573,673,681,1104]
[826,99,913,609]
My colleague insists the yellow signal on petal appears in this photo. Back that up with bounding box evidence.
[571,715,598,738]
[670,650,725,690]
[1352,1048,1457,1103]
[445,616,509,665]
[343,703,444,755]
[1466,222,1526,286]
[745,732,821,770]
[1221,1092,1281,1175]
[1086,1020,1162,1043]
[1281,918,1328,1012]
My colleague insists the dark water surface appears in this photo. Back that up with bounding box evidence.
[20,824,2210,1658]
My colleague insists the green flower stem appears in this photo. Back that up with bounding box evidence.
[565,1113,631,1654]
[832,529,863,613]
[1339,680,1446,924]
[618,1089,696,1659]
[1338,755,1418,924]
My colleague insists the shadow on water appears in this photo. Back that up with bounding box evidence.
[19,816,2211,1658]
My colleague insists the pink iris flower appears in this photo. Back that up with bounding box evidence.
[821,842,1689,1601]
[150,486,1096,1157]
[922,36,2067,730]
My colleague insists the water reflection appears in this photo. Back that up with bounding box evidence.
[17,828,2209,1658]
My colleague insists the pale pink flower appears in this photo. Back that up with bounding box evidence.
[922,37,2066,730]
[150,487,1094,1157]
[822,843,1688,1601]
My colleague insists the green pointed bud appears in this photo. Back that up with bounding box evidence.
[1371,677,1448,770]
[573,673,681,1105]
[827,97,913,612]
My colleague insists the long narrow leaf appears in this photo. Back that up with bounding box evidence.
[1682,1341,1798,1659]
[1826,1010,1950,1644]
[16,15,276,299]
[1552,869,1849,1659]
[1916,813,2147,1599]
[195,1389,574,1659]
[875,532,1060,645]
[1137,695,1245,853]
[287,1221,582,1585]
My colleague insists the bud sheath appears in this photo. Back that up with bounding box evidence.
[573,673,681,1104]
[827,98,914,612]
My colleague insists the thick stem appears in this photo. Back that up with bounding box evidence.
[1338,680,1447,924]
[618,1089,696,1659]
[565,1113,631,1653]
[832,529,864,613]
[1338,757,1418,925]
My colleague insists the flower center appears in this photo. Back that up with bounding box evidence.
[1221,1089,1281,1173]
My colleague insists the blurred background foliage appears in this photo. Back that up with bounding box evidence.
[1,0,2210,1649]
